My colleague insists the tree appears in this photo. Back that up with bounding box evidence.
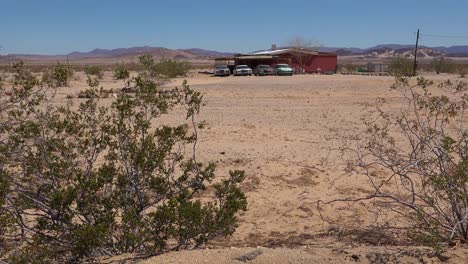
[321,76,467,248]
[0,61,247,262]
[287,36,323,74]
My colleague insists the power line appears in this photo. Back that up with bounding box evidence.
[420,34,468,39]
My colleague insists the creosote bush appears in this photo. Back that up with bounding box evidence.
[0,61,247,262]
[457,65,467,78]
[138,54,190,79]
[387,57,414,76]
[431,57,454,74]
[84,65,104,79]
[113,63,130,86]
[324,76,467,248]
[86,74,100,88]
[42,62,74,87]
[154,59,190,78]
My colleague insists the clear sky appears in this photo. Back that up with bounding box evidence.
[1,0,467,55]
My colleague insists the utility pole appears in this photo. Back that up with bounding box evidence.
[413,29,420,76]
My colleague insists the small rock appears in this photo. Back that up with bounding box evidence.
[234,249,263,262]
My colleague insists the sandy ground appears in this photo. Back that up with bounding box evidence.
[8,71,468,263]
[105,246,468,264]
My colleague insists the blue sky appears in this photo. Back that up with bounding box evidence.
[1,0,467,55]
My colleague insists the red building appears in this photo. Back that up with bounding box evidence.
[215,47,337,74]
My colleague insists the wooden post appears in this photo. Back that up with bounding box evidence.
[413,29,420,76]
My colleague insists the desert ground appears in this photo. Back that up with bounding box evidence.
[5,70,468,263]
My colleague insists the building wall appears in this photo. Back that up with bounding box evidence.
[274,53,337,73]
[308,55,337,73]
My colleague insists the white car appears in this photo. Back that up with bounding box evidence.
[233,65,253,76]
[214,65,231,76]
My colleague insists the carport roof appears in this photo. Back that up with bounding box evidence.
[235,55,274,60]
[251,47,319,55]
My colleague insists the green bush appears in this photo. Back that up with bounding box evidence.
[137,54,190,78]
[430,57,454,74]
[0,62,247,262]
[154,59,190,78]
[84,65,104,79]
[86,75,100,88]
[387,57,414,76]
[42,62,74,87]
[113,63,130,86]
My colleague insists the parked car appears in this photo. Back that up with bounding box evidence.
[253,65,275,76]
[233,65,253,76]
[214,65,231,76]
[275,64,294,76]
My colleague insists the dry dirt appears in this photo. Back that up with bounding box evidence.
[29,72,468,263]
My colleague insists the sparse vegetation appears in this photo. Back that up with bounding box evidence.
[0,62,247,262]
[387,57,414,76]
[138,54,190,79]
[113,63,130,86]
[341,64,358,72]
[154,59,190,78]
[431,57,454,74]
[324,76,468,248]
[86,75,100,88]
[42,62,74,87]
[457,65,467,78]
[84,65,104,79]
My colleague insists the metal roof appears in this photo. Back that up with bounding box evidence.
[235,55,274,60]
[250,47,319,56]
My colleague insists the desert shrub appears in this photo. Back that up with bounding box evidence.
[154,59,190,78]
[431,57,454,74]
[326,77,467,248]
[138,54,155,70]
[339,64,359,72]
[457,65,467,78]
[77,88,99,98]
[84,65,104,79]
[137,54,190,79]
[113,63,130,84]
[0,62,247,262]
[387,57,414,76]
[86,75,100,88]
[42,62,74,87]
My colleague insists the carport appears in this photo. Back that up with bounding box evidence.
[234,55,277,69]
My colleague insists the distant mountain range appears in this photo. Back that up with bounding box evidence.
[2,44,468,63]
[67,46,235,59]
[320,44,468,57]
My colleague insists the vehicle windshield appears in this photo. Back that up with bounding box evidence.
[258,65,271,68]
[216,66,228,69]
[276,64,290,68]
[236,65,249,69]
